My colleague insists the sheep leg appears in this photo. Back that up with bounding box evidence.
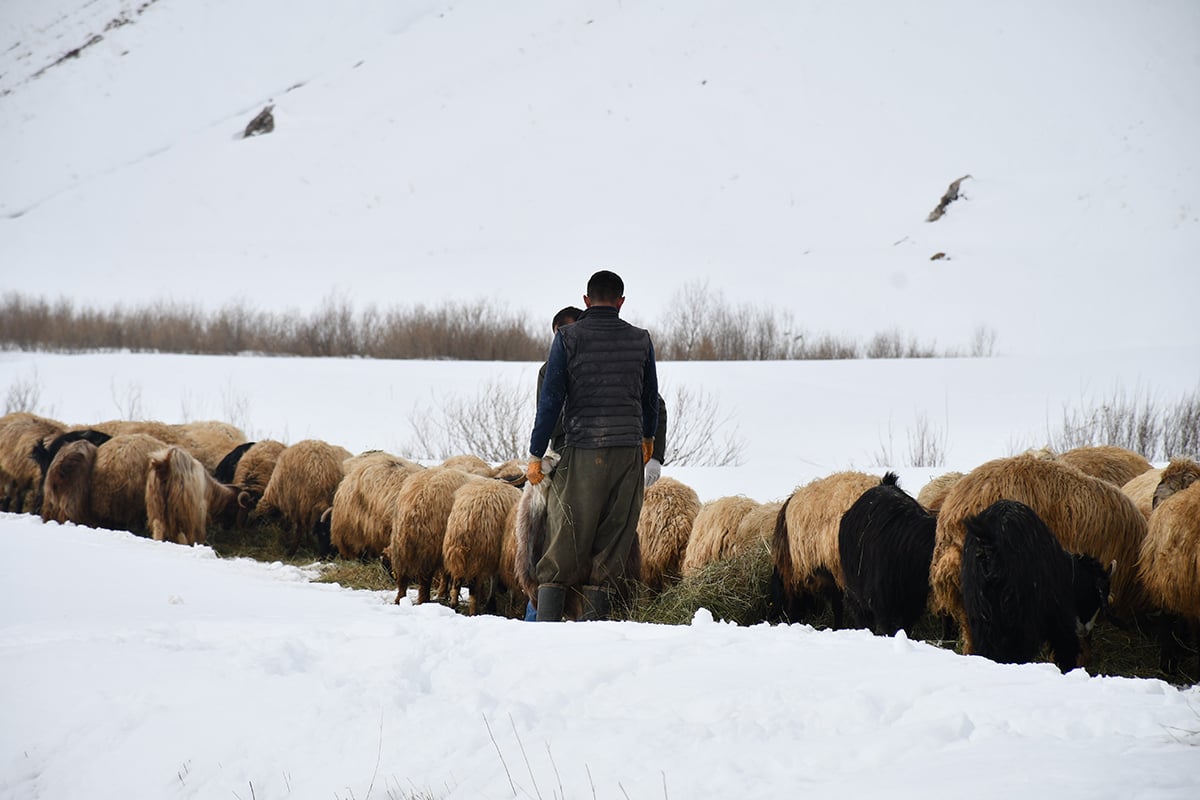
[417,576,432,605]
[1157,613,1189,676]
[482,577,499,616]
[465,580,478,616]
[829,589,845,630]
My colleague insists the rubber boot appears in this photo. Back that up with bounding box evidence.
[536,584,566,622]
[581,584,611,621]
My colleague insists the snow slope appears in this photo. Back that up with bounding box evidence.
[3,0,1199,355]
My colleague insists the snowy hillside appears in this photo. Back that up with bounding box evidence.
[3,0,1199,355]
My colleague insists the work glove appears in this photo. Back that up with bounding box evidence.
[527,457,545,485]
[642,437,654,465]
[644,458,662,488]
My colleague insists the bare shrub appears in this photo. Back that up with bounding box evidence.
[401,380,743,467]
[1046,386,1200,461]
[110,380,144,419]
[969,324,998,358]
[907,412,946,467]
[664,384,743,467]
[4,368,42,414]
[799,332,860,360]
[865,328,938,359]
[1163,393,1200,457]
[1,290,994,363]
[403,378,533,462]
[656,281,806,361]
[873,412,947,468]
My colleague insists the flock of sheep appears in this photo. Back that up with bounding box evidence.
[2,410,1198,681]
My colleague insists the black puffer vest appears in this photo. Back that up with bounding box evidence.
[559,306,652,450]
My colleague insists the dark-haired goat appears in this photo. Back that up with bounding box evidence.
[962,499,1110,673]
[838,472,936,636]
[213,441,255,484]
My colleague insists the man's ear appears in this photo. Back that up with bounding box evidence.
[583,295,592,308]
[615,296,625,310]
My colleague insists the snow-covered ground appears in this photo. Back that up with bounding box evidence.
[2,513,1199,800]
[2,1,1199,797]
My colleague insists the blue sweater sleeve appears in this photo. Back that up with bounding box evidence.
[642,339,659,440]
[529,334,568,457]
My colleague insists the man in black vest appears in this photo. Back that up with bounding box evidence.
[527,270,659,621]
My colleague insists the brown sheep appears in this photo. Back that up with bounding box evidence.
[441,454,495,476]
[930,455,1148,651]
[443,478,523,614]
[243,439,352,554]
[637,477,702,592]
[916,471,964,513]
[1152,457,1200,510]
[86,419,188,445]
[145,446,241,546]
[682,495,760,578]
[1136,480,1200,676]
[172,420,247,473]
[492,458,528,483]
[771,471,879,625]
[1056,444,1153,488]
[328,451,423,560]
[89,433,172,532]
[390,466,480,605]
[40,439,98,526]
[232,439,287,500]
[0,412,65,513]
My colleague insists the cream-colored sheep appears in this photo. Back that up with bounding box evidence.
[771,472,879,619]
[734,500,784,555]
[683,495,760,577]
[86,419,187,445]
[328,452,423,560]
[637,477,702,592]
[916,471,964,513]
[89,433,172,532]
[931,454,1148,651]
[443,478,523,614]
[1056,444,1154,488]
[441,454,496,476]
[1122,467,1166,519]
[246,439,352,553]
[145,446,241,546]
[171,420,247,473]
[390,466,481,604]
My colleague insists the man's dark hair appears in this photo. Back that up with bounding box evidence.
[552,305,583,333]
[586,270,624,303]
